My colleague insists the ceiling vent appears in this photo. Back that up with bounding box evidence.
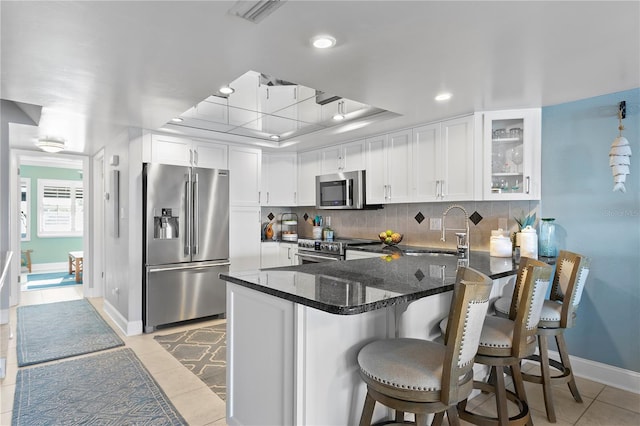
[228,0,286,24]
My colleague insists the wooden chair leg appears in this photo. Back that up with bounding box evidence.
[446,407,461,426]
[538,334,557,423]
[415,413,428,426]
[395,410,405,422]
[432,411,445,426]
[494,365,510,426]
[511,363,533,426]
[359,391,376,426]
[556,334,583,403]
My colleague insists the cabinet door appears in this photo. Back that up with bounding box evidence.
[320,145,342,174]
[365,134,388,204]
[229,207,261,272]
[482,109,541,200]
[263,153,297,206]
[278,244,298,266]
[229,146,262,206]
[151,134,192,166]
[342,139,366,172]
[441,115,475,201]
[413,123,441,202]
[386,130,412,203]
[193,140,228,169]
[261,242,281,269]
[297,150,320,206]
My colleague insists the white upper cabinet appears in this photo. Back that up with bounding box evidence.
[262,153,297,206]
[365,130,412,204]
[481,109,541,200]
[320,139,365,174]
[297,150,320,206]
[150,134,228,169]
[413,116,475,201]
[229,146,262,206]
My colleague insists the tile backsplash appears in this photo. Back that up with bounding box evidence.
[261,200,540,251]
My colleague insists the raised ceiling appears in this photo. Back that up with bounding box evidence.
[2,1,639,154]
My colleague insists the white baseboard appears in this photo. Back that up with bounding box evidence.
[102,299,143,336]
[29,262,67,273]
[527,349,640,395]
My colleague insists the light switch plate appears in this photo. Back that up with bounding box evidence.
[429,218,442,231]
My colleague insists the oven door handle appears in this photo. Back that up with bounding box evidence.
[294,253,340,261]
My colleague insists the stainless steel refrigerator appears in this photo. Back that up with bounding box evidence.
[143,163,229,332]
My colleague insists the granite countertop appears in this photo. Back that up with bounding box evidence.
[220,249,523,316]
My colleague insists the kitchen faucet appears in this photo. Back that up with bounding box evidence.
[441,204,470,256]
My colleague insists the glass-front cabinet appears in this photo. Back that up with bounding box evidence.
[482,109,541,200]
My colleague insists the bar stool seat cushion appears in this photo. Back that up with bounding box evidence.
[539,300,563,323]
[358,338,446,392]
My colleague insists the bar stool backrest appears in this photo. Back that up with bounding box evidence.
[550,250,591,328]
[441,266,493,404]
[509,259,553,358]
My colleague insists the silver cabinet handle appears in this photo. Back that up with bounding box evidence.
[525,176,531,194]
[194,149,198,166]
[384,185,388,200]
[388,185,392,200]
[294,191,297,203]
[258,191,261,204]
[440,180,444,199]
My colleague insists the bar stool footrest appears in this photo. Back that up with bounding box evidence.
[458,381,531,426]
[523,355,572,384]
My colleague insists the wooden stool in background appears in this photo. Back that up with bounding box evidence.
[68,251,84,283]
[21,250,33,273]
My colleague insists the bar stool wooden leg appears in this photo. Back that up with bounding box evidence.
[556,334,582,403]
[359,392,375,426]
[538,334,556,423]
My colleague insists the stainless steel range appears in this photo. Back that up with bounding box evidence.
[296,238,376,264]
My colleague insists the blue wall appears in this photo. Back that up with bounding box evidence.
[541,88,640,372]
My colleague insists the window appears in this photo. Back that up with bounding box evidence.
[37,179,83,237]
[20,177,31,241]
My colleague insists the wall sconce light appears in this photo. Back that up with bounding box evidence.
[609,101,632,193]
[35,136,66,153]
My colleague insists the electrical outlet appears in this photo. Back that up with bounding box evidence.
[429,218,442,231]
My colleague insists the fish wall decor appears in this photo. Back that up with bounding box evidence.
[609,102,632,193]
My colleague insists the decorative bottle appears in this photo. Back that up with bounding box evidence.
[539,218,557,257]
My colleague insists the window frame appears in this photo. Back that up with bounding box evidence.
[37,178,84,238]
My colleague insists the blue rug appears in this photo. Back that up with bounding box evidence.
[12,348,186,425]
[26,271,81,290]
[16,299,124,367]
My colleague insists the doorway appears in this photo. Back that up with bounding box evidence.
[10,150,96,307]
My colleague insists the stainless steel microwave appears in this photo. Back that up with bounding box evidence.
[316,170,367,210]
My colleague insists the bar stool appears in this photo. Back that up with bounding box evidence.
[521,251,590,422]
[357,266,493,426]
[443,258,552,426]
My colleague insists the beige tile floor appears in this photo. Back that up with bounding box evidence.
[2,285,639,425]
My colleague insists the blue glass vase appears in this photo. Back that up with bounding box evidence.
[539,218,557,257]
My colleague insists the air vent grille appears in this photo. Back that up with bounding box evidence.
[229,0,285,24]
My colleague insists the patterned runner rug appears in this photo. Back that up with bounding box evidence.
[12,348,186,425]
[154,323,227,400]
[16,299,124,367]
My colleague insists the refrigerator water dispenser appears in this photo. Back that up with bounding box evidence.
[154,208,179,239]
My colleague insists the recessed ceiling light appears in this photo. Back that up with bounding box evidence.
[170,117,183,123]
[270,135,280,141]
[311,35,337,49]
[435,93,452,101]
[219,85,235,95]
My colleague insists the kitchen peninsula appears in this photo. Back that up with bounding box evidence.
[219,250,518,426]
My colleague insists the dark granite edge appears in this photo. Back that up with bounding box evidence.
[220,273,454,315]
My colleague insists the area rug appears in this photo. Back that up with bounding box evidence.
[12,348,186,425]
[154,323,227,400]
[16,299,124,367]
[24,271,81,290]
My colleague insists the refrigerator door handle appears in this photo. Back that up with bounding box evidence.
[193,173,199,255]
[185,174,191,256]
[149,261,231,273]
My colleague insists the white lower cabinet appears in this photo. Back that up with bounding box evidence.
[229,207,261,272]
[261,242,298,268]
